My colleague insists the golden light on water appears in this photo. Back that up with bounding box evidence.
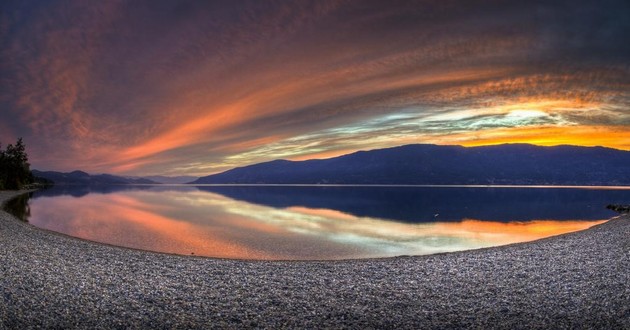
[24,190,608,260]
[430,219,607,245]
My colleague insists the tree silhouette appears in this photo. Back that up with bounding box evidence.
[0,138,34,190]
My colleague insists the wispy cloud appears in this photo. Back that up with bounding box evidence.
[1,0,628,175]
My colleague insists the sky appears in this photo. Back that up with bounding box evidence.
[1,0,629,176]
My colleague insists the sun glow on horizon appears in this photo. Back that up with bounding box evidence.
[451,126,630,151]
[1,1,628,176]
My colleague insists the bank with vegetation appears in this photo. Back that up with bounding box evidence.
[0,138,34,190]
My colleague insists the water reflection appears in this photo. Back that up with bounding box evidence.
[5,185,624,260]
[197,185,629,222]
[4,192,32,222]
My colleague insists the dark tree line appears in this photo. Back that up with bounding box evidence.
[0,138,34,190]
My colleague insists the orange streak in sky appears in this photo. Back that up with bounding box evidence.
[110,67,512,172]
[288,148,360,161]
[120,102,251,160]
[213,134,288,153]
[443,125,630,150]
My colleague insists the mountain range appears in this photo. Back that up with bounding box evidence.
[191,144,630,185]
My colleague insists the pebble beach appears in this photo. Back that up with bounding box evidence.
[1,190,628,329]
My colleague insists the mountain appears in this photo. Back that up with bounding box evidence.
[132,175,199,184]
[191,144,630,185]
[32,170,159,185]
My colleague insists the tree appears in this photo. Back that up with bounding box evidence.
[0,138,34,190]
[0,143,4,190]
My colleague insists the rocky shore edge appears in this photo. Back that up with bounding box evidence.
[1,190,628,329]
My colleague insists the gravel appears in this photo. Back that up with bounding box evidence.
[1,190,628,329]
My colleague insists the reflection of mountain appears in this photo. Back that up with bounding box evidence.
[22,184,629,223]
[128,175,199,184]
[3,192,32,222]
[32,170,158,185]
[196,186,628,223]
[32,184,158,198]
[31,184,201,199]
[192,144,630,185]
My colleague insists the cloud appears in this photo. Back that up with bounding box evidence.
[0,0,628,175]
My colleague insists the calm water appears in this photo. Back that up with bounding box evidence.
[6,185,629,260]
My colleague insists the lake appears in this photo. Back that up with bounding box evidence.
[6,185,629,260]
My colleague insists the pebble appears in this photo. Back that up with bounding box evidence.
[0,190,628,329]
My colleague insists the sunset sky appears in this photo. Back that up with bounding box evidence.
[1,0,628,176]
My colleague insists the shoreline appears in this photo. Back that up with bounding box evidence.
[1,190,628,328]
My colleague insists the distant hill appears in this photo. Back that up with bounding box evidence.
[191,144,630,185]
[32,170,159,185]
[132,175,199,184]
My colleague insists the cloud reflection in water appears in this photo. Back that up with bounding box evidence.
[25,189,606,260]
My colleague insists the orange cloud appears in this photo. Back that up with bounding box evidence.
[2,1,628,175]
[443,125,630,150]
